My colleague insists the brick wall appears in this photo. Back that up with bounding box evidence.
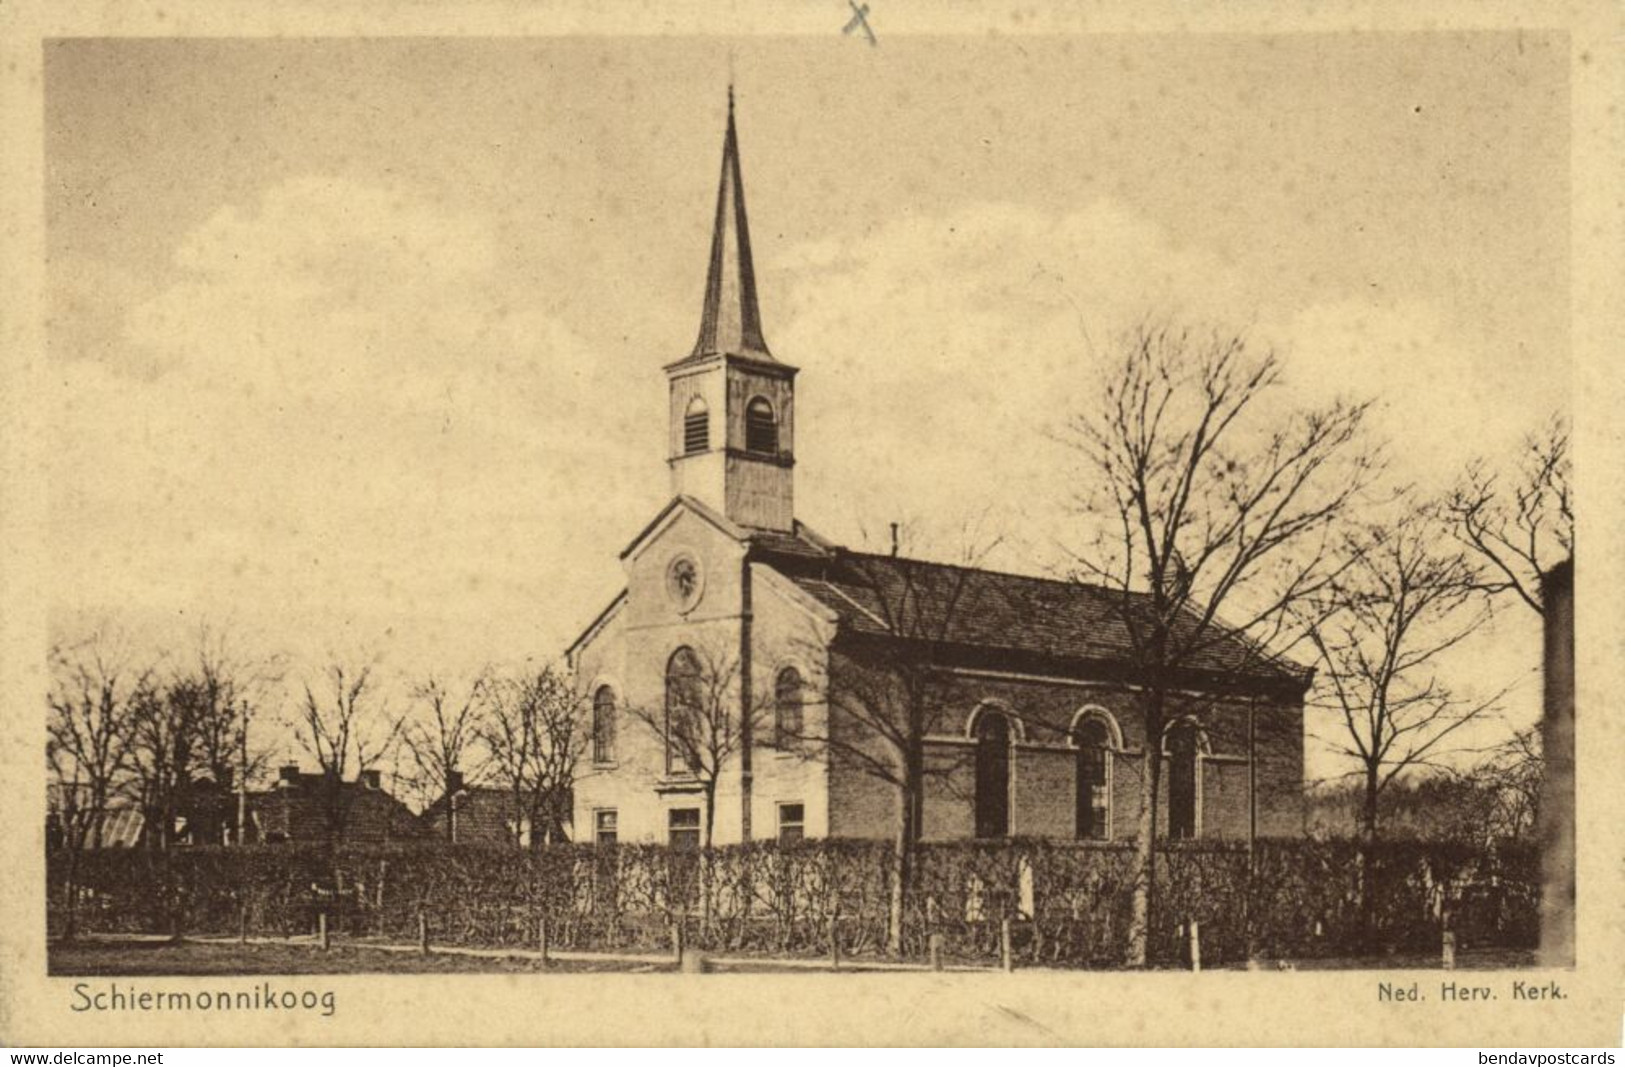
[1012,745,1074,838]
[824,647,1307,843]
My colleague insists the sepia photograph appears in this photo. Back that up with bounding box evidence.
[3,3,1620,1049]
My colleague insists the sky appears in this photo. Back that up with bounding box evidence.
[44,35,1569,775]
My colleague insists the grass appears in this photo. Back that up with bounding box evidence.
[49,937,670,976]
[1271,947,1539,971]
[48,935,1541,976]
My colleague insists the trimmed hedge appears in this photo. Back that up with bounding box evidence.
[47,836,1539,966]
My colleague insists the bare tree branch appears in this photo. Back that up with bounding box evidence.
[1443,413,1572,616]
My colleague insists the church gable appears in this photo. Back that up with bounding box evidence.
[621,498,750,635]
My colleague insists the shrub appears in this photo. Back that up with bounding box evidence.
[46,835,1539,965]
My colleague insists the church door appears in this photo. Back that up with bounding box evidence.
[974,711,1011,838]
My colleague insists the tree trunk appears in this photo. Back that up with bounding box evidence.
[1359,762,1380,951]
[61,848,81,943]
[1126,683,1168,969]
[887,778,918,958]
[700,783,717,930]
[1126,745,1159,967]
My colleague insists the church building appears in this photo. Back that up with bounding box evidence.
[567,95,1310,848]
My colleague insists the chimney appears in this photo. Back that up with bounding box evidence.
[359,769,382,791]
[446,770,465,795]
[890,522,900,558]
[277,763,300,789]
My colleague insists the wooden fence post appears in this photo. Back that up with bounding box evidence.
[418,911,429,956]
[537,917,550,969]
[1188,920,1201,973]
[671,920,684,965]
[929,932,944,972]
[829,914,841,971]
[238,902,248,945]
[1000,918,1013,973]
[1441,930,1456,971]
[318,911,330,952]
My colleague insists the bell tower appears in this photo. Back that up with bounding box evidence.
[665,89,797,533]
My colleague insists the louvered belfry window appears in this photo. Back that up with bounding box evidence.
[745,397,777,454]
[683,397,709,455]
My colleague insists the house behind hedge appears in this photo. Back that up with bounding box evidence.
[247,765,421,845]
[567,94,1311,849]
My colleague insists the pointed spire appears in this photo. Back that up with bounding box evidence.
[691,85,772,360]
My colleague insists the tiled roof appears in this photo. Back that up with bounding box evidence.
[419,786,521,845]
[746,521,836,562]
[249,773,423,844]
[762,547,1309,690]
[46,785,146,848]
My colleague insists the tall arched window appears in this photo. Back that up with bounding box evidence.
[745,396,777,454]
[1167,721,1200,840]
[665,647,703,775]
[973,709,1012,839]
[592,686,617,764]
[774,667,803,747]
[683,396,710,455]
[1073,718,1111,840]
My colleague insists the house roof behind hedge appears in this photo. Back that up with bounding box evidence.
[419,786,519,844]
[249,775,423,844]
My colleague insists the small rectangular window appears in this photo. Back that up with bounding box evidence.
[777,803,805,844]
[668,807,701,850]
[594,809,618,846]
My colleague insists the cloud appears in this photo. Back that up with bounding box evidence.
[51,176,653,669]
[774,197,1556,563]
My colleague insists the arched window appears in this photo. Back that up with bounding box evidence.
[683,396,710,456]
[592,686,617,764]
[973,709,1012,839]
[664,647,703,775]
[1166,720,1201,840]
[774,667,803,747]
[745,396,777,454]
[1073,717,1111,840]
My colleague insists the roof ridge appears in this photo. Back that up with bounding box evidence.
[838,547,1139,600]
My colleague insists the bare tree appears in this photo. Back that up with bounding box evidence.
[480,664,588,846]
[46,629,151,939]
[127,629,274,848]
[401,673,488,840]
[625,640,768,849]
[779,528,997,956]
[184,627,281,845]
[1067,322,1375,966]
[127,680,188,850]
[297,662,403,845]
[1444,413,1572,615]
[1307,509,1500,843]
[1469,725,1543,844]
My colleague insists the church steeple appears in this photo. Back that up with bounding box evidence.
[665,88,797,533]
[692,86,772,360]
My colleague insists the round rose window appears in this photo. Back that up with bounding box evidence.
[665,552,704,613]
